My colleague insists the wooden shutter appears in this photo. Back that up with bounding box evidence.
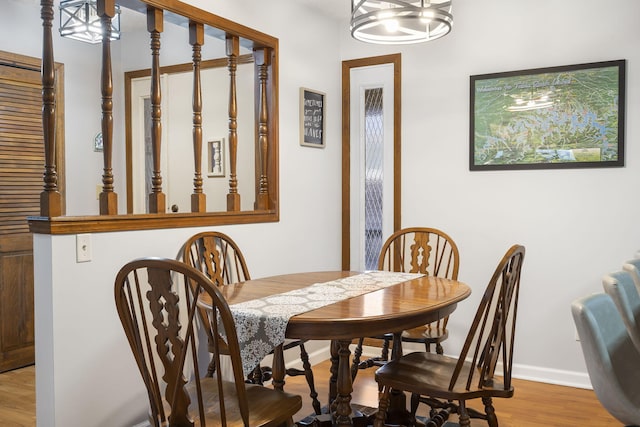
[0,66,43,235]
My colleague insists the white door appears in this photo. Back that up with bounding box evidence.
[349,64,395,271]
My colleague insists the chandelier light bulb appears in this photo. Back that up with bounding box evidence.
[384,18,400,32]
[421,10,434,22]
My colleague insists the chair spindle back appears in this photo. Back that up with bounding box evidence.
[450,244,525,392]
[378,227,460,279]
[183,231,251,287]
[379,227,460,333]
[114,257,250,426]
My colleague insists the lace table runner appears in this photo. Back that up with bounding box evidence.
[228,270,423,376]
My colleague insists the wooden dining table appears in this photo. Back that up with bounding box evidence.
[207,270,471,426]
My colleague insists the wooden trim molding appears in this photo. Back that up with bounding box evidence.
[28,210,278,235]
[341,54,402,270]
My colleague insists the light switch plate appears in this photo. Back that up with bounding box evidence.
[76,234,92,263]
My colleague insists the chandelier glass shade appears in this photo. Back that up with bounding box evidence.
[351,0,452,44]
[59,0,121,44]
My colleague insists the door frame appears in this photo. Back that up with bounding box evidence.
[341,54,401,270]
[128,74,170,214]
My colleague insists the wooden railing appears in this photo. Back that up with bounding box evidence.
[99,0,118,215]
[39,0,62,219]
[29,0,279,235]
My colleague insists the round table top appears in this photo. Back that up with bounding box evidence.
[218,270,471,340]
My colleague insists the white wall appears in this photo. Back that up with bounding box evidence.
[13,0,640,424]
[339,0,640,386]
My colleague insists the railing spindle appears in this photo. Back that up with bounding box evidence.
[226,35,240,211]
[254,48,270,210]
[98,0,117,215]
[190,22,206,212]
[39,0,62,217]
[147,7,166,214]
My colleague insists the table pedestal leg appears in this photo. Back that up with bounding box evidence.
[334,339,354,426]
[271,343,285,392]
[384,332,418,426]
[329,340,339,409]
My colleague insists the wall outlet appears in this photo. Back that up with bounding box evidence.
[76,234,92,263]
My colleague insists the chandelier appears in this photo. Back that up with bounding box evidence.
[59,0,121,44]
[351,0,453,45]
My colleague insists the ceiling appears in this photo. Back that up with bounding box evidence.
[298,0,349,20]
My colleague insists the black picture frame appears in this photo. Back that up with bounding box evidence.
[300,87,326,148]
[470,60,626,171]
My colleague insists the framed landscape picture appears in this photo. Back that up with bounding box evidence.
[470,60,625,171]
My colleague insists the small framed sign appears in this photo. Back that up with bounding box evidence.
[300,87,325,148]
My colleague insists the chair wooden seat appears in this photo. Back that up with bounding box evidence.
[375,352,514,402]
[401,326,448,343]
[373,244,525,427]
[174,379,302,426]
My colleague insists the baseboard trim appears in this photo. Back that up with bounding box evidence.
[511,363,592,389]
[285,340,335,370]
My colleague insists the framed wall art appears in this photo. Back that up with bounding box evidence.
[207,138,225,177]
[470,60,625,171]
[300,87,325,148]
[94,132,103,152]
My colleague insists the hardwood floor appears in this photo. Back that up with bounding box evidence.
[0,362,619,426]
[0,365,35,426]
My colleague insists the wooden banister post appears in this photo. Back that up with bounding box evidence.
[98,0,118,215]
[147,7,166,214]
[226,35,241,212]
[190,21,206,213]
[39,0,62,217]
[254,47,270,210]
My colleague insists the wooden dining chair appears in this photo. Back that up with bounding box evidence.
[183,231,321,415]
[114,257,302,427]
[353,227,460,375]
[373,244,525,427]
